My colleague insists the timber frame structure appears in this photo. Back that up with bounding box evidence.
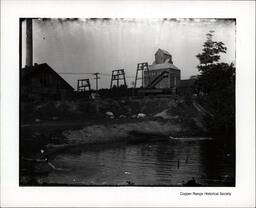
[110,69,127,88]
[134,62,149,88]
[77,79,91,92]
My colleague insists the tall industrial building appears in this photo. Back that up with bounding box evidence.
[144,49,181,92]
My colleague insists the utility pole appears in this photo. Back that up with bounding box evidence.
[93,72,100,91]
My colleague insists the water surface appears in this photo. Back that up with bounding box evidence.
[39,139,235,186]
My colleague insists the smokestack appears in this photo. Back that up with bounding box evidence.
[26,19,33,67]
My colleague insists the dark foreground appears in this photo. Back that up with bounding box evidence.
[20,97,235,186]
[20,138,235,186]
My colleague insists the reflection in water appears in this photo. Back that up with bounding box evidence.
[39,139,234,186]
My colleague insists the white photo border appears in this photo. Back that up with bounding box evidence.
[1,0,255,207]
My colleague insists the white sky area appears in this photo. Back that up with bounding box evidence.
[22,18,236,89]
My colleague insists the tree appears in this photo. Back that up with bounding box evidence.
[195,31,235,140]
[196,30,227,69]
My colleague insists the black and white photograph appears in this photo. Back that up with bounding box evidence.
[1,0,255,207]
[20,18,236,186]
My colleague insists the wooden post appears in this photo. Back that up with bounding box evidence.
[94,72,100,91]
[122,69,127,87]
[134,64,139,88]
[77,80,79,91]
[117,72,119,87]
[110,71,113,88]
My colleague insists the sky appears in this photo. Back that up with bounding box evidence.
[22,18,236,89]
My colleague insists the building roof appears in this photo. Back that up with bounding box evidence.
[149,62,180,71]
[21,63,74,90]
[178,79,196,88]
[156,48,171,56]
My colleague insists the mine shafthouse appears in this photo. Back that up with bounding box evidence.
[21,19,194,100]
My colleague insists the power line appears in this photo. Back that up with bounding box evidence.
[58,72,136,78]
[58,72,95,75]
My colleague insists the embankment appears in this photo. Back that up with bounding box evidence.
[62,120,181,145]
[21,96,208,156]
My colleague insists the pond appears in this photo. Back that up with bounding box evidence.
[35,138,235,186]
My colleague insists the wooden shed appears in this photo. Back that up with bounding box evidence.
[21,63,74,102]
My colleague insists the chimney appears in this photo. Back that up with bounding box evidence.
[26,19,33,67]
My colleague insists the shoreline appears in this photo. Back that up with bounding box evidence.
[21,118,208,158]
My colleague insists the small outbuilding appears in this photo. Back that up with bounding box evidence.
[177,78,197,95]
